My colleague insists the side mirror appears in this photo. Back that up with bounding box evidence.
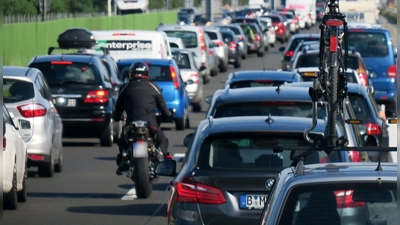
[204,95,213,104]
[183,133,195,147]
[154,160,177,177]
[279,46,285,52]
[394,47,397,58]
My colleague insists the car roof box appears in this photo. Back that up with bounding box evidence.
[57,28,96,49]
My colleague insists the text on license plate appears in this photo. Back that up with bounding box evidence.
[66,99,76,107]
[240,194,268,209]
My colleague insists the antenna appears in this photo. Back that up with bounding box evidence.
[375,118,385,171]
[261,57,266,71]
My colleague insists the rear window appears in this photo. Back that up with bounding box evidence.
[283,13,294,19]
[205,31,218,40]
[213,102,326,119]
[170,43,179,48]
[348,32,389,57]
[289,37,320,50]
[121,64,172,82]
[230,80,287,88]
[172,52,191,69]
[198,133,342,171]
[3,79,34,103]
[30,62,100,85]
[222,32,234,44]
[348,94,371,120]
[264,16,280,23]
[240,24,258,34]
[228,27,241,35]
[296,54,359,69]
[164,31,198,48]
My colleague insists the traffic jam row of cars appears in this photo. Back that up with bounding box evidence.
[3,6,397,225]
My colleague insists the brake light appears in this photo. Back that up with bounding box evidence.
[335,190,365,208]
[170,66,180,90]
[388,65,396,77]
[229,41,237,50]
[284,50,294,58]
[199,28,206,53]
[239,36,245,41]
[255,34,261,42]
[358,72,369,86]
[330,36,338,52]
[349,29,365,32]
[365,123,381,135]
[208,50,214,55]
[3,136,6,151]
[29,154,45,160]
[348,151,362,162]
[112,33,134,36]
[190,73,199,84]
[17,103,47,118]
[214,40,224,47]
[51,61,72,65]
[84,90,109,103]
[174,178,226,204]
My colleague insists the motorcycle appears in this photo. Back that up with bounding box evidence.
[117,109,175,198]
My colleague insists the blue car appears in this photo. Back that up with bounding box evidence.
[117,58,190,130]
[348,27,397,110]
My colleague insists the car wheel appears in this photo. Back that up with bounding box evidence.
[38,151,54,177]
[4,162,18,209]
[175,109,187,130]
[186,115,190,128]
[234,56,241,68]
[17,166,28,202]
[100,121,114,147]
[54,146,63,173]
[280,38,284,44]
[210,67,218,77]
[270,43,275,48]
[192,102,202,112]
[257,48,265,57]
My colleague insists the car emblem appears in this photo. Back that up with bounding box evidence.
[265,179,275,188]
[57,88,64,93]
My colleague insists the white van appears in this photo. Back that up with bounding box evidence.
[89,30,172,61]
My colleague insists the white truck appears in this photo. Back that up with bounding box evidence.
[114,0,148,15]
[339,0,378,24]
[285,0,316,28]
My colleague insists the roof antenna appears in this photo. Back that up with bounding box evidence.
[261,57,266,71]
[375,119,385,171]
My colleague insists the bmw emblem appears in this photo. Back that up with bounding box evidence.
[265,179,275,189]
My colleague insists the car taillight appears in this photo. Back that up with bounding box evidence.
[190,73,199,84]
[388,65,396,77]
[208,50,214,55]
[358,72,369,86]
[84,90,109,103]
[174,178,226,204]
[335,190,365,208]
[348,151,362,162]
[365,123,381,135]
[239,36,245,41]
[255,34,261,42]
[199,28,206,53]
[3,136,6,151]
[214,40,224,47]
[29,154,45,160]
[17,103,47,118]
[284,50,294,58]
[170,66,180,90]
[229,41,237,50]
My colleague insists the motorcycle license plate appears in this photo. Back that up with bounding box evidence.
[133,141,148,158]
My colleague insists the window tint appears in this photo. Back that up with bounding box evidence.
[348,32,389,57]
[164,31,198,48]
[265,16,280,23]
[228,27,241,35]
[205,31,218,40]
[230,80,287,88]
[213,102,327,119]
[345,71,358,83]
[148,65,172,81]
[170,43,179,48]
[172,52,191,69]
[3,79,34,103]
[198,133,342,171]
[222,32,234,44]
[30,62,100,85]
[296,54,320,68]
[348,94,371,120]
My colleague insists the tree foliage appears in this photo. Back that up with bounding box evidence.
[238,0,249,5]
[169,0,184,9]
[149,0,165,9]
[3,0,37,16]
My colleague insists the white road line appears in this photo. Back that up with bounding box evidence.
[121,186,137,200]
[173,153,185,162]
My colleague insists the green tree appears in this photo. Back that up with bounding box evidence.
[194,0,201,7]
[169,0,184,9]
[3,0,37,15]
[223,0,231,5]
[149,0,164,9]
[238,0,249,5]
[49,0,69,13]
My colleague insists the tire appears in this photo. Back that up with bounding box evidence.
[17,167,27,203]
[192,102,202,112]
[210,67,218,77]
[257,48,265,57]
[327,66,339,141]
[175,109,187,130]
[54,147,63,173]
[220,61,228,72]
[100,121,113,147]
[280,38,285,44]
[4,163,18,209]
[270,43,275,48]
[38,151,54,177]
[234,56,241,68]
[186,115,190,129]
[133,158,152,198]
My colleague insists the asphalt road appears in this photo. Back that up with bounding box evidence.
[3,16,396,225]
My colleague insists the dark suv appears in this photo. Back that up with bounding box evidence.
[28,28,118,146]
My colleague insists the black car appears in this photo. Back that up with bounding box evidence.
[28,28,118,146]
[220,29,241,68]
[154,115,354,225]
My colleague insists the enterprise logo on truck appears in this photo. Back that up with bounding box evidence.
[96,40,152,51]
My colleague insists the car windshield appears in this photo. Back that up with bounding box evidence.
[348,32,389,57]
[198,133,343,171]
[29,62,100,85]
[172,52,191,69]
[3,79,34,103]
[213,102,327,119]
[164,31,198,48]
[276,183,397,225]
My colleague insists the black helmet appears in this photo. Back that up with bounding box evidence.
[129,62,149,80]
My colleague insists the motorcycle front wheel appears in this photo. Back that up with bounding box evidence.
[132,158,152,198]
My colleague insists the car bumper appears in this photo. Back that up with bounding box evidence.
[228,50,239,61]
[61,114,112,137]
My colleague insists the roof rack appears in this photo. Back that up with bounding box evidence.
[48,46,109,55]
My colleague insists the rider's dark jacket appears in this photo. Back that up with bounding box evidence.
[113,77,170,126]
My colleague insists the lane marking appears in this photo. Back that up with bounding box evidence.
[173,153,185,162]
[121,186,137,200]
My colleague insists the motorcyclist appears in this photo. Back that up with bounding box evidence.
[113,62,173,175]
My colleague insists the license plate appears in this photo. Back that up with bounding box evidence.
[66,99,76,107]
[240,194,268,209]
[132,141,148,158]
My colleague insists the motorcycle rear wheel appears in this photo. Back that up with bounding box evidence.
[132,158,152,198]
